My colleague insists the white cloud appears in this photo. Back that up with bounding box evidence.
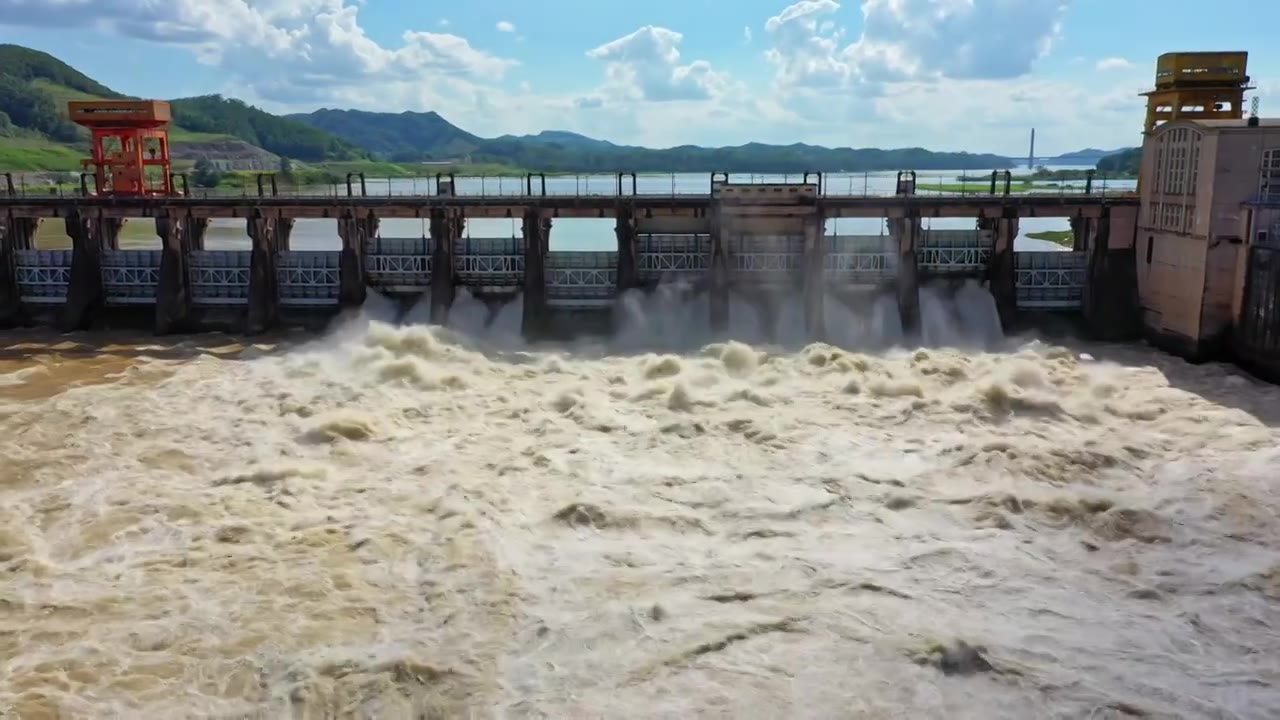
[764,0,851,90]
[0,0,516,103]
[585,26,731,102]
[496,20,515,33]
[849,0,1070,82]
[765,0,1070,92]
[1096,57,1133,71]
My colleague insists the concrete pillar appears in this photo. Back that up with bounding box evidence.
[277,218,294,249]
[189,217,209,250]
[1082,208,1141,340]
[986,213,1019,330]
[615,209,639,293]
[59,211,104,332]
[246,215,287,334]
[802,214,826,340]
[155,214,195,334]
[1069,215,1090,252]
[98,218,123,250]
[428,209,457,324]
[889,215,920,337]
[521,210,549,339]
[0,215,35,327]
[337,213,371,308]
[709,206,729,334]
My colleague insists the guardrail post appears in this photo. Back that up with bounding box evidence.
[1085,169,1096,195]
[524,173,546,197]
[895,171,916,195]
[803,171,824,195]
[435,173,457,197]
[1003,171,1013,196]
[3,172,14,196]
[346,172,368,197]
[616,172,637,196]
[255,173,278,198]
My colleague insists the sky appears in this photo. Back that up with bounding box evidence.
[0,0,1276,156]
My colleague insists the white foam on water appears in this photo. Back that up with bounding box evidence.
[1,283,1279,719]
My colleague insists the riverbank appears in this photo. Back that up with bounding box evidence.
[1025,230,1074,247]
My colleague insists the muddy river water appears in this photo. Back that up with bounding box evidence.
[0,285,1277,719]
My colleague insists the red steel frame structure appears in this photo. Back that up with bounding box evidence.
[68,100,175,196]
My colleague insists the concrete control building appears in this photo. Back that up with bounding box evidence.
[1135,51,1280,379]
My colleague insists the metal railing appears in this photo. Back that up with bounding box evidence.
[0,169,1138,201]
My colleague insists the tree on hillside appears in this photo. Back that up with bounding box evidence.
[192,159,222,188]
[0,75,79,141]
[1097,148,1141,176]
[168,95,368,162]
[0,44,122,97]
[279,157,294,178]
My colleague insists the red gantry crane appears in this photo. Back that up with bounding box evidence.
[68,100,176,196]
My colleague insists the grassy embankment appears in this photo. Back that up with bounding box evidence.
[955,168,1138,182]
[915,180,1038,194]
[1025,230,1074,247]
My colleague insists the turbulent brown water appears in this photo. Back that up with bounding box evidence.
[2,285,1279,719]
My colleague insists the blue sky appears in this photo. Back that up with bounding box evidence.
[1,0,1275,155]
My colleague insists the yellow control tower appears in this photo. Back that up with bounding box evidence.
[1141,52,1253,134]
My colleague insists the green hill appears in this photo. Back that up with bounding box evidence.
[287,108,1015,173]
[0,44,366,171]
[167,95,367,162]
[285,108,482,162]
[1097,147,1141,176]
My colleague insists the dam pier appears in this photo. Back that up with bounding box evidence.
[0,176,1141,344]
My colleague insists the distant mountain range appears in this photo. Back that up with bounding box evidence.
[283,107,1016,173]
[1001,147,1138,167]
[1,42,1135,176]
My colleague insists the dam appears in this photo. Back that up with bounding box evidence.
[0,173,1139,345]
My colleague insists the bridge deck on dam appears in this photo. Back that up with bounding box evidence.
[0,191,1138,219]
